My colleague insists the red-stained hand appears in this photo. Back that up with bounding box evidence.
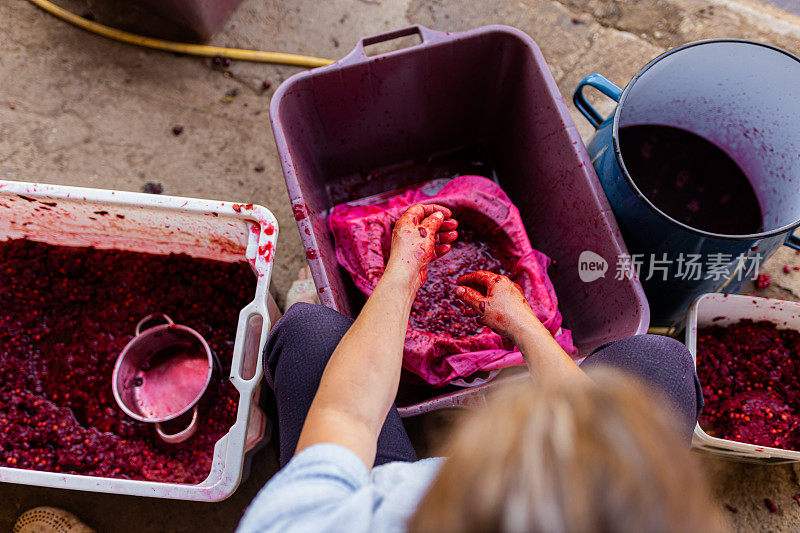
[454,271,541,340]
[387,203,458,290]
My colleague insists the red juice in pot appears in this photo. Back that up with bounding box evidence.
[134,341,210,419]
[618,124,763,235]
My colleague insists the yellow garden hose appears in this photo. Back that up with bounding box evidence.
[24,0,334,68]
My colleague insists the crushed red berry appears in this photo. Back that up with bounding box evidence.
[756,273,772,289]
[410,227,512,338]
[717,391,798,447]
[171,125,184,136]
[0,239,255,484]
[142,182,163,195]
[725,504,738,513]
[697,320,800,450]
[765,498,778,513]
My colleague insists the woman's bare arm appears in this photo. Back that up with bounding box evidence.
[295,204,458,468]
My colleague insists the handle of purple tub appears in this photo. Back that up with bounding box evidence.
[786,234,800,252]
[337,25,450,67]
[155,405,199,444]
[573,73,623,129]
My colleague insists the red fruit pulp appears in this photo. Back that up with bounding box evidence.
[410,227,512,338]
[697,319,800,450]
[0,239,255,483]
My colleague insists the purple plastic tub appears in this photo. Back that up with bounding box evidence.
[137,0,243,40]
[270,25,649,415]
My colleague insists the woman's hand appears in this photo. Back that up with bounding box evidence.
[386,203,458,290]
[454,271,542,341]
[456,271,589,384]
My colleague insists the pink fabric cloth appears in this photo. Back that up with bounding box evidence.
[329,176,576,386]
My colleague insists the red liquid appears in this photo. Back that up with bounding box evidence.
[697,320,800,450]
[134,342,209,419]
[410,227,512,338]
[618,125,763,235]
[0,239,255,483]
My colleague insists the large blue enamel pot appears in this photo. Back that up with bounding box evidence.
[573,40,800,326]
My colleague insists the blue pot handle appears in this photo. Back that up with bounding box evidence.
[786,233,800,252]
[573,73,624,129]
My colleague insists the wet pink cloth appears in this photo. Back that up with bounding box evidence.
[329,176,576,386]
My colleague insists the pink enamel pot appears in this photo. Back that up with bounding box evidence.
[112,314,214,444]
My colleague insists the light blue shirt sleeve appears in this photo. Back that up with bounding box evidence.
[237,443,444,533]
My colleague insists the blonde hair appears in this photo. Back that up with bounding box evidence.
[408,369,724,533]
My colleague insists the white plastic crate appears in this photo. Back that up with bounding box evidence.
[686,293,800,464]
[0,180,278,500]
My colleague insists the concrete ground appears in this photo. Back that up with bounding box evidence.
[1,0,800,530]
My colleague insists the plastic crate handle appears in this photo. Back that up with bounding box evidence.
[230,215,276,391]
[337,25,450,66]
[230,304,269,390]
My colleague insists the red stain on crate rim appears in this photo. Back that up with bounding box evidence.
[292,201,307,221]
[259,241,274,261]
[232,203,255,213]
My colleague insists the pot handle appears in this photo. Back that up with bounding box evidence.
[155,405,199,444]
[785,233,800,252]
[573,73,623,129]
[135,313,174,336]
